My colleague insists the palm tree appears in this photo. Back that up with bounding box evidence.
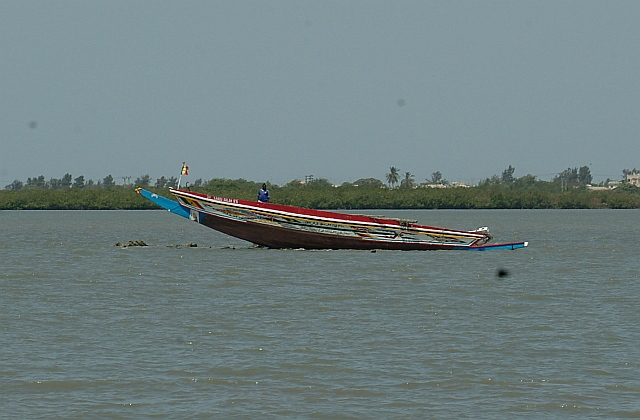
[401,172,415,189]
[386,167,400,188]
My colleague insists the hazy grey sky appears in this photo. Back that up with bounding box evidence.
[2,1,638,186]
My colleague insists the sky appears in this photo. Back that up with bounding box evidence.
[1,1,638,187]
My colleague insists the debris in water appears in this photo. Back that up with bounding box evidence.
[115,240,148,247]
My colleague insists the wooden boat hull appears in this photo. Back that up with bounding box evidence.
[137,188,528,251]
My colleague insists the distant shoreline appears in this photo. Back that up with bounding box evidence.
[1,183,639,210]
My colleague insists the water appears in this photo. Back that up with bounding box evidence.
[1,209,639,418]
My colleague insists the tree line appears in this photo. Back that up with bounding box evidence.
[4,174,166,190]
[382,165,602,189]
[5,164,636,191]
[2,172,639,211]
[2,165,639,210]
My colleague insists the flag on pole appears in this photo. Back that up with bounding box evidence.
[181,162,189,175]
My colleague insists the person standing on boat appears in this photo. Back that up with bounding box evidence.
[258,183,270,203]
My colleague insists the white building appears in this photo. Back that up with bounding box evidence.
[626,173,640,187]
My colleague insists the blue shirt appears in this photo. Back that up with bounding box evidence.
[258,188,269,202]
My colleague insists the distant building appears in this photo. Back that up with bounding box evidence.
[586,185,611,191]
[451,181,471,188]
[417,181,472,189]
[626,173,640,187]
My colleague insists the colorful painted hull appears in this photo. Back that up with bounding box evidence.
[137,188,528,251]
